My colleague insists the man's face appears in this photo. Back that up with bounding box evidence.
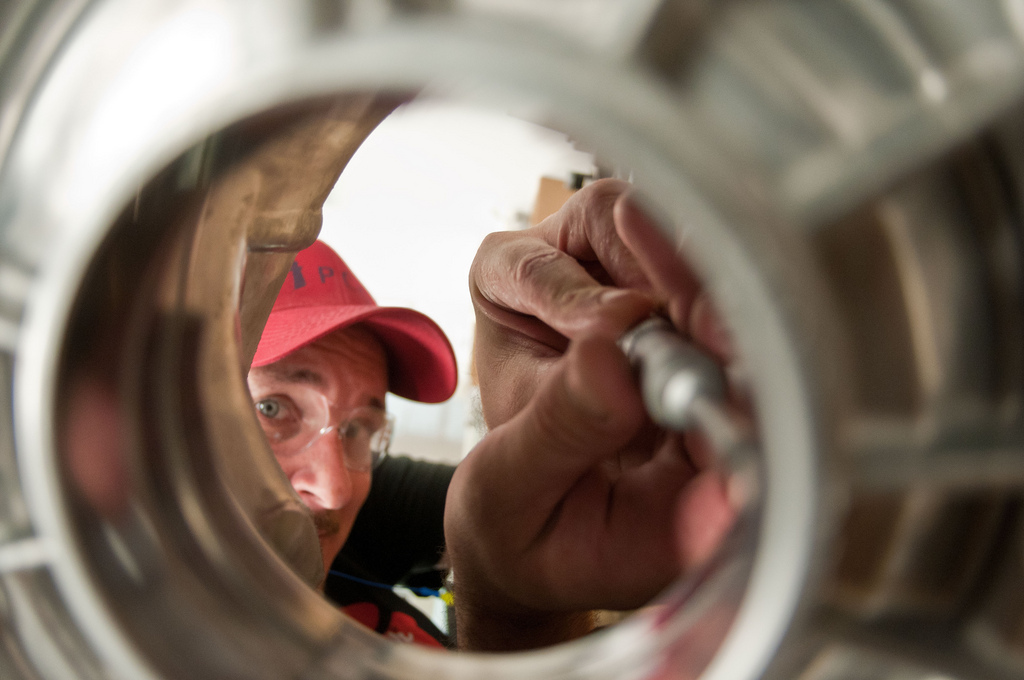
[247,326,388,574]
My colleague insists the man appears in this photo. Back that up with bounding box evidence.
[250,180,736,653]
[247,240,458,647]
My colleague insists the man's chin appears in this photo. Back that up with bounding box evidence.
[313,512,347,570]
[313,512,341,537]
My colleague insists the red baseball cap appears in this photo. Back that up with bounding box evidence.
[251,241,458,404]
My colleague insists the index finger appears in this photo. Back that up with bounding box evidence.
[534,179,655,292]
[470,231,656,342]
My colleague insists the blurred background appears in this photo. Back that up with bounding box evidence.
[319,100,597,463]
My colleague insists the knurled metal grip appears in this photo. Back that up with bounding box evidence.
[618,316,727,431]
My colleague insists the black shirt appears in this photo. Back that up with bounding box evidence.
[324,455,456,647]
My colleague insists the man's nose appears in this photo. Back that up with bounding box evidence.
[291,438,351,510]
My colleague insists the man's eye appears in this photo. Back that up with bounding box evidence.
[256,399,282,418]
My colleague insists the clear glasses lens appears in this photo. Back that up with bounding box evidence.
[330,407,392,471]
[253,384,392,472]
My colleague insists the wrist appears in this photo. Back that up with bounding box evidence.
[454,598,595,652]
[447,566,596,652]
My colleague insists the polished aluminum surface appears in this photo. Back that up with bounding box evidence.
[0,1,1022,680]
[619,316,728,431]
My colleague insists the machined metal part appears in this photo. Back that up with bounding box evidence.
[619,316,728,432]
[618,316,760,491]
[0,1,1023,680]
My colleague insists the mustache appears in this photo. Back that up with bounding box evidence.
[313,511,340,536]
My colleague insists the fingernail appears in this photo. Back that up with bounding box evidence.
[600,287,658,308]
[599,288,633,305]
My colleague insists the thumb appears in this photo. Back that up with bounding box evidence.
[464,335,647,533]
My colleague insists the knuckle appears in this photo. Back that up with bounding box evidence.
[577,179,627,221]
[475,230,509,255]
[470,232,510,278]
[512,247,564,290]
[554,179,629,254]
[469,232,528,300]
[578,178,628,208]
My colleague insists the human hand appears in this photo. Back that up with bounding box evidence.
[471,179,661,429]
[447,180,738,651]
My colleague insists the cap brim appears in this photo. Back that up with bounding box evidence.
[251,305,458,403]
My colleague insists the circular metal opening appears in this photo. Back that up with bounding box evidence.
[34,85,807,679]
[4,2,1024,680]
